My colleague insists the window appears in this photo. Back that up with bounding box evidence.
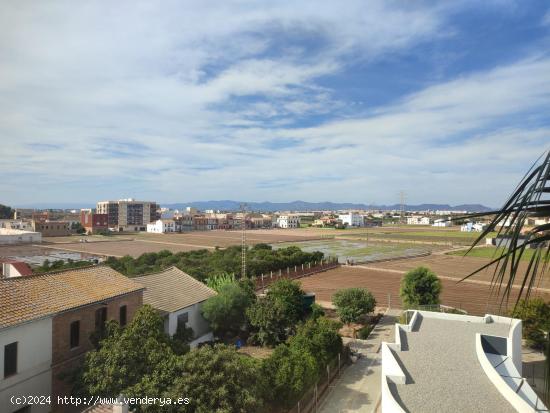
[95,307,107,332]
[70,321,80,348]
[119,305,127,327]
[4,342,17,377]
[177,312,189,330]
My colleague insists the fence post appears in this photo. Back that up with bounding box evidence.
[295,265,297,272]
[302,263,304,270]
[327,364,330,383]
[270,271,272,279]
[261,274,265,293]
[308,262,311,269]
[297,401,300,413]
[287,267,289,275]
[315,384,318,412]
[338,353,341,376]
[279,269,282,276]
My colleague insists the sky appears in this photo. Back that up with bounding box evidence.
[1,1,550,207]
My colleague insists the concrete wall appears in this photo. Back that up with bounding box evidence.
[0,318,53,413]
[0,229,42,244]
[166,302,211,346]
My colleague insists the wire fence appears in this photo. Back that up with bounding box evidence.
[286,348,351,413]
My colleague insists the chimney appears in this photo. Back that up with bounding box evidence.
[112,395,129,413]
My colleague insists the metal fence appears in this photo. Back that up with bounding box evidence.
[286,349,351,413]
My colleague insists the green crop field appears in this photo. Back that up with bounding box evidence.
[447,246,539,261]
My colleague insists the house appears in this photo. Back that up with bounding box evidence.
[0,266,144,413]
[276,215,300,229]
[432,218,451,227]
[0,228,42,245]
[146,219,176,233]
[80,209,108,234]
[406,216,431,225]
[0,260,33,278]
[461,222,486,232]
[381,310,547,412]
[134,267,216,347]
[338,213,364,227]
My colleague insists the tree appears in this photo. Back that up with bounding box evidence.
[202,282,255,337]
[399,266,441,309]
[332,288,376,325]
[0,204,14,219]
[80,305,185,408]
[262,343,317,409]
[169,344,265,413]
[511,299,550,350]
[247,279,306,346]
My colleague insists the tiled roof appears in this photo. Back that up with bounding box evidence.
[0,265,144,329]
[11,262,33,276]
[134,267,216,313]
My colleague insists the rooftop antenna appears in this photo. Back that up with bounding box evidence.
[399,191,406,225]
[240,203,247,278]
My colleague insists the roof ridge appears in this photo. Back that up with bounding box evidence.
[0,263,108,281]
[133,265,185,278]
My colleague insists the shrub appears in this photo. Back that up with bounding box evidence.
[332,288,376,325]
[511,298,550,350]
[400,266,442,309]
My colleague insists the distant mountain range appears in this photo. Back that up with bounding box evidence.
[163,200,493,213]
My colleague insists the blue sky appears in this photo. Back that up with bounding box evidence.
[1,0,549,207]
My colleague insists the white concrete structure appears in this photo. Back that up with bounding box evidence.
[0,220,32,231]
[461,222,487,232]
[381,310,547,413]
[432,219,451,227]
[406,216,431,225]
[0,318,53,413]
[134,267,216,348]
[277,215,300,229]
[338,212,364,227]
[0,229,42,245]
[146,219,176,233]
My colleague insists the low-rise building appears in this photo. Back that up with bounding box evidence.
[461,222,486,232]
[276,215,300,229]
[0,266,144,413]
[134,267,216,347]
[338,212,364,227]
[146,219,176,233]
[0,219,32,231]
[406,216,431,225]
[0,260,33,278]
[432,218,451,227]
[31,221,71,237]
[0,228,42,244]
[80,209,108,234]
[381,310,547,413]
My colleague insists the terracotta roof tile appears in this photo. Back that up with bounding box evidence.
[134,267,216,313]
[0,265,144,329]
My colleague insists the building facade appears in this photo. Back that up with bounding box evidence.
[276,215,300,228]
[96,199,160,232]
[31,221,71,237]
[146,219,176,233]
[80,210,108,234]
[338,212,364,227]
[0,229,42,245]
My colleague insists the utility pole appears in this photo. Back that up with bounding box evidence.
[240,203,247,278]
[399,191,406,225]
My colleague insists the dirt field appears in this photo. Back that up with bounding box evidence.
[299,266,550,316]
[362,254,550,289]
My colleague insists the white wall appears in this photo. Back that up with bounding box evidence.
[166,302,212,347]
[0,318,52,413]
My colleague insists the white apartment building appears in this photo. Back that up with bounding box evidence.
[338,212,364,227]
[277,215,300,229]
[96,199,160,232]
[406,216,431,225]
[146,219,176,233]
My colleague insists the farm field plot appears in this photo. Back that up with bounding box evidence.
[366,254,550,288]
[0,244,98,265]
[38,240,208,258]
[447,246,538,261]
[299,266,550,316]
[272,239,434,263]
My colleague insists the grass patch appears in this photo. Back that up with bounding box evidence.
[447,246,538,261]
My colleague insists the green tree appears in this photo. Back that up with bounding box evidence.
[169,344,265,413]
[0,204,14,219]
[202,282,255,337]
[399,266,442,309]
[511,299,550,350]
[262,343,317,409]
[332,288,376,325]
[247,279,306,346]
[80,305,185,407]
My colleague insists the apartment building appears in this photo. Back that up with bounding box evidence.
[338,212,364,227]
[96,199,160,232]
[276,215,300,228]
